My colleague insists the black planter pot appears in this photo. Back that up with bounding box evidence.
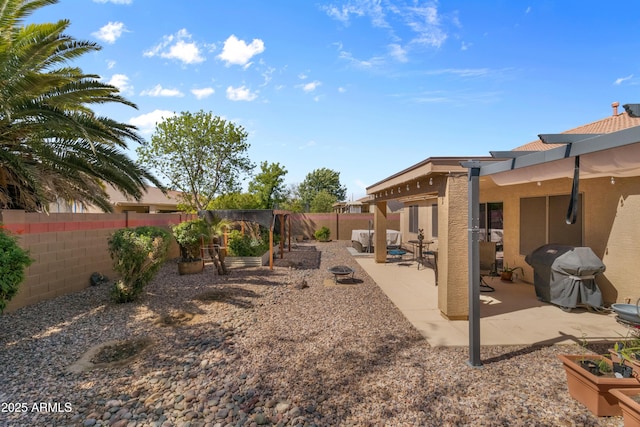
[580,360,601,376]
[614,362,634,378]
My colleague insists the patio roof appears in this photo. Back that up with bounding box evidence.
[463,120,640,367]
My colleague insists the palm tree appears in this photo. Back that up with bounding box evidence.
[0,0,163,212]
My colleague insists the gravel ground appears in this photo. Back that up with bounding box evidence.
[0,241,625,427]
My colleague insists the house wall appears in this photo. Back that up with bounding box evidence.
[1,210,193,313]
[481,175,640,304]
[397,198,439,251]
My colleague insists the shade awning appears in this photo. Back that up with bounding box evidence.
[489,142,640,186]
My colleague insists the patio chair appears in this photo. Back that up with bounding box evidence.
[479,241,496,292]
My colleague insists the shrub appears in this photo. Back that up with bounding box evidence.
[314,226,330,242]
[227,229,270,257]
[0,226,33,313]
[108,226,170,303]
[171,218,210,261]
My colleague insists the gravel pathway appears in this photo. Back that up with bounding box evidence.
[0,241,625,426]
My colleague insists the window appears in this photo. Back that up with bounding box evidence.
[409,205,419,233]
[519,194,583,255]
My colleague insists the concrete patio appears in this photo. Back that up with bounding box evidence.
[354,254,630,347]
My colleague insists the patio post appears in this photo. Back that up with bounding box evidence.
[466,162,482,367]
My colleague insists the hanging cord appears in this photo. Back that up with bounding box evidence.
[566,155,579,225]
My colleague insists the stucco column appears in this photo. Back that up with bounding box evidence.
[437,175,469,320]
[374,201,387,263]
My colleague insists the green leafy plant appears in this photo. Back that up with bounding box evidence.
[108,226,170,303]
[0,226,33,313]
[172,218,211,261]
[314,226,330,242]
[227,229,270,257]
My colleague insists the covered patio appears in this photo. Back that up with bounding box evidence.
[354,254,628,347]
[366,104,640,366]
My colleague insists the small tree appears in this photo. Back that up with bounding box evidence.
[299,168,346,210]
[248,161,288,209]
[0,226,33,313]
[137,110,255,212]
[108,226,170,303]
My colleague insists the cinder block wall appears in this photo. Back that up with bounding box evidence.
[1,210,194,313]
[2,210,400,312]
[290,213,400,241]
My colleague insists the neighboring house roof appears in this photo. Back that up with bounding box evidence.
[513,102,640,151]
[104,184,182,209]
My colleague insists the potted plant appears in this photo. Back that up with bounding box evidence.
[558,351,640,416]
[171,218,210,275]
[500,262,524,281]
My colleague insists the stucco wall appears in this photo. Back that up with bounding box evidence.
[437,175,469,319]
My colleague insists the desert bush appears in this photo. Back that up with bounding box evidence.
[314,226,330,241]
[0,226,33,313]
[108,226,170,303]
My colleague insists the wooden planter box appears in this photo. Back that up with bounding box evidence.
[558,354,640,416]
[224,250,270,268]
[610,388,640,426]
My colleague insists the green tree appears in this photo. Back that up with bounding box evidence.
[137,110,255,213]
[310,190,337,213]
[0,0,162,212]
[279,183,304,213]
[207,192,261,210]
[298,168,346,210]
[248,161,288,209]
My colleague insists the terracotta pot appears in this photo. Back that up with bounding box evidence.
[178,259,203,275]
[610,388,640,427]
[500,271,513,281]
[558,354,640,416]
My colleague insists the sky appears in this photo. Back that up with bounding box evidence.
[28,0,640,200]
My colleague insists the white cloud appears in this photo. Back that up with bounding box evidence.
[321,4,365,25]
[388,43,408,62]
[106,73,133,95]
[93,0,132,3]
[92,22,127,44]
[106,60,116,69]
[615,74,633,85]
[405,4,448,48]
[226,85,258,101]
[525,6,532,14]
[144,29,205,65]
[298,140,317,150]
[301,81,321,92]
[191,87,215,99]
[326,1,452,64]
[140,84,184,97]
[217,35,265,67]
[338,87,346,93]
[129,110,177,134]
[339,50,385,69]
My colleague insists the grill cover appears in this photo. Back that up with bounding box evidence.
[525,244,605,309]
